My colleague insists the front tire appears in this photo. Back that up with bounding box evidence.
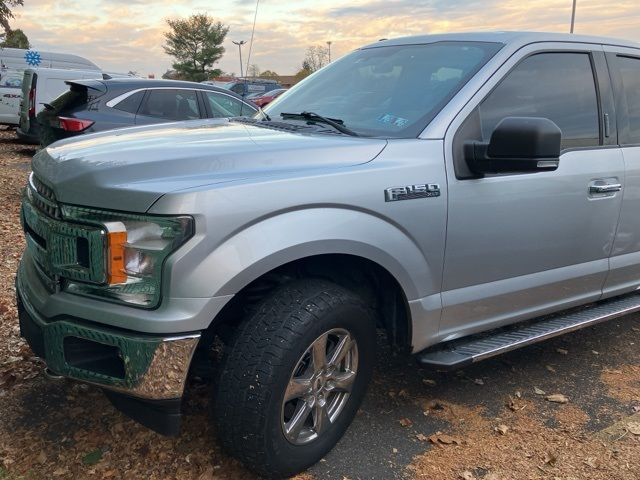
[212,279,376,478]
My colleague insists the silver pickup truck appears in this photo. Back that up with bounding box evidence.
[16,32,640,477]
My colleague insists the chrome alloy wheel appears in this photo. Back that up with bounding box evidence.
[281,328,359,445]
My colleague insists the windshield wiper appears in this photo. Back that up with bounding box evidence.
[258,107,271,122]
[280,111,359,136]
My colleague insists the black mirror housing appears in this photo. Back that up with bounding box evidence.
[465,117,562,175]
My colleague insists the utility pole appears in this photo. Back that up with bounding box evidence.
[232,40,246,78]
[327,41,332,63]
[570,0,577,33]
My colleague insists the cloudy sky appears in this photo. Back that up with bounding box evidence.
[11,0,640,76]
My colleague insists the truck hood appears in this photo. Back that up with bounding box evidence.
[32,120,387,212]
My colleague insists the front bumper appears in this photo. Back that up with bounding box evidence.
[16,264,201,434]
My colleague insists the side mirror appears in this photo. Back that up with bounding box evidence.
[465,117,562,175]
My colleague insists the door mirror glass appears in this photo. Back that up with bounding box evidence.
[465,116,561,174]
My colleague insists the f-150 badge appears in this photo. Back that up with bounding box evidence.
[385,184,441,202]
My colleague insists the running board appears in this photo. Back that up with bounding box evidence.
[417,293,640,370]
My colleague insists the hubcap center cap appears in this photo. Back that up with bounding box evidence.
[313,374,326,392]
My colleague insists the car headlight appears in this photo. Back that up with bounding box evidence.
[60,205,194,308]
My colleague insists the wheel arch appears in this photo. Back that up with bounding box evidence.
[175,207,436,350]
[206,252,414,350]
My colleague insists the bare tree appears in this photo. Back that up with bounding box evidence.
[246,64,260,78]
[303,45,329,73]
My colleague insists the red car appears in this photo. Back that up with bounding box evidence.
[252,88,287,107]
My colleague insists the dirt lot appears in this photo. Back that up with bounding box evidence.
[0,129,638,479]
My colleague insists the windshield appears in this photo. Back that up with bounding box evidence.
[264,41,502,138]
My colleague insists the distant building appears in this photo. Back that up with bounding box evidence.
[276,76,298,88]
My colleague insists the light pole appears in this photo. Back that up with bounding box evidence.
[327,41,332,63]
[232,40,246,78]
[570,0,577,33]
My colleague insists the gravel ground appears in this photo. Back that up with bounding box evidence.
[0,129,638,480]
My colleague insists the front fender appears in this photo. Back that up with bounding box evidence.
[166,207,434,302]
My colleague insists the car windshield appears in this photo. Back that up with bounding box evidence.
[264,41,502,138]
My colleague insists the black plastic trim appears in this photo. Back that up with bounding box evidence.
[104,390,182,436]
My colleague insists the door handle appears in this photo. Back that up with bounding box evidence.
[589,183,622,194]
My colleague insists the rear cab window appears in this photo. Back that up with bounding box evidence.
[613,55,640,144]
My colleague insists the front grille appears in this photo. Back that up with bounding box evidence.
[21,184,108,285]
[28,173,60,218]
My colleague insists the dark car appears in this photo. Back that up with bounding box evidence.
[252,88,287,107]
[224,79,283,97]
[38,78,259,146]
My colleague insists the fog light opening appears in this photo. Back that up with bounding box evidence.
[63,336,126,379]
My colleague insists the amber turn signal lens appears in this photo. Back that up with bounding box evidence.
[107,230,127,285]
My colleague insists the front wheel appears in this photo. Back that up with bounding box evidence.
[212,279,376,478]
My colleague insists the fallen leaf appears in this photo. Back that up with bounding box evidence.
[82,449,103,466]
[592,350,600,355]
[397,389,409,398]
[429,433,462,445]
[36,451,47,464]
[515,391,522,399]
[197,467,215,480]
[543,451,558,466]
[495,424,509,435]
[399,418,413,427]
[422,378,437,387]
[534,387,546,395]
[53,468,68,476]
[546,365,556,373]
[392,447,398,454]
[473,378,484,385]
[584,457,598,468]
[627,422,640,435]
[556,348,568,355]
[426,400,446,411]
[546,394,569,404]
[416,433,429,442]
[484,475,502,480]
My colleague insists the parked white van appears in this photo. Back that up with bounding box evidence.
[0,48,99,126]
[17,68,104,143]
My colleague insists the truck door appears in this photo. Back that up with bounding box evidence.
[440,45,623,339]
[602,49,640,296]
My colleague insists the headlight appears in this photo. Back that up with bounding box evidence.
[61,205,194,308]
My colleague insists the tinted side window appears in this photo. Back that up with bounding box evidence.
[139,89,200,120]
[479,53,600,149]
[113,90,145,114]
[616,55,640,144]
[206,92,252,117]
